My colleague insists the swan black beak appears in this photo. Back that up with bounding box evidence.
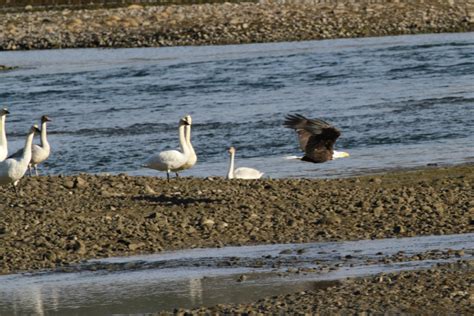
[42,115,51,122]
[181,118,191,125]
[2,108,9,115]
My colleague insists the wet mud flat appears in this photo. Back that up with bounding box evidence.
[1,234,472,314]
[0,164,472,274]
[182,260,473,314]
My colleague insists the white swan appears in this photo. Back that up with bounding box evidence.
[9,115,52,176]
[0,108,10,162]
[144,116,191,181]
[0,125,40,191]
[227,146,264,180]
[174,114,197,176]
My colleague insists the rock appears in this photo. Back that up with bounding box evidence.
[63,180,74,189]
[0,65,17,71]
[128,242,145,251]
[74,177,88,189]
[201,218,215,229]
[320,212,342,225]
[69,240,87,255]
[144,184,156,194]
[370,178,382,184]
[393,225,406,234]
[128,4,143,10]
[237,274,247,282]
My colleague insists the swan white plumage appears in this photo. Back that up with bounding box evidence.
[174,114,197,176]
[0,125,40,191]
[9,115,52,176]
[144,116,191,181]
[227,146,264,180]
[0,108,10,162]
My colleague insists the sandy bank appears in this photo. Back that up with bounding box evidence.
[0,164,472,274]
[0,1,473,50]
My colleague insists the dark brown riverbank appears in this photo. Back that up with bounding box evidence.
[0,0,473,50]
[180,260,473,314]
[0,164,472,274]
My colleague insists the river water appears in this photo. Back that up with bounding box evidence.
[0,32,473,178]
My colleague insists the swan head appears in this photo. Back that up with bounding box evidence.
[0,108,9,116]
[41,115,52,123]
[30,124,41,134]
[228,146,236,155]
[179,117,191,127]
[184,115,192,125]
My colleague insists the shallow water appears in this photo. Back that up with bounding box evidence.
[0,233,472,315]
[1,32,473,178]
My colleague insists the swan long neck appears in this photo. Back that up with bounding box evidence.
[40,121,50,150]
[227,151,235,179]
[179,124,190,157]
[20,131,35,166]
[186,125,196,157]
[0,115,6,149]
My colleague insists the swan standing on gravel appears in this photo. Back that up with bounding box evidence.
[9,115,52,176]
[227,146,264,179]
[0,108,10,162]
[0,125,40,191]
[174,114,197,177]
[144,116,191,181]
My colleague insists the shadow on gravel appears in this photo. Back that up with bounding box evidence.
[131,194,220,205]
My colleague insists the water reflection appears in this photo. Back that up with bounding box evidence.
[189,278,203,306]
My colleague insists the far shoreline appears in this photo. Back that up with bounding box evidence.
[0,0,473,51]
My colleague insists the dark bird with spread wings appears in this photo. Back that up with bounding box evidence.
[283,114,349,163]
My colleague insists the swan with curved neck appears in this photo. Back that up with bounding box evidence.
[174,114,197,176]
[0,108,10,162]
[10,115,52,176]
[227,146,263,180]
[144,116,191,181]
[30,115,52,175]
[0,125,40,191]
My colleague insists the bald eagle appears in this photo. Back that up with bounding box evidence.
[283,114,349,163]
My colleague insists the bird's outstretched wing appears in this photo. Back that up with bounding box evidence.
[283,113,341,162]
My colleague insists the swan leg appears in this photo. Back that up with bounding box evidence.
[35,165,39,176]
[28,165,33,177]
[175,172,179,178]
[166,171,170,182]
[12,180,20,196]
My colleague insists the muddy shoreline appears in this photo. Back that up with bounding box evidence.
[0,164,472,274]
[180,260,473,314]
[1,1,473,50]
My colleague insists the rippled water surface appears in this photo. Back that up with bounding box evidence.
[0,33,473,178]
